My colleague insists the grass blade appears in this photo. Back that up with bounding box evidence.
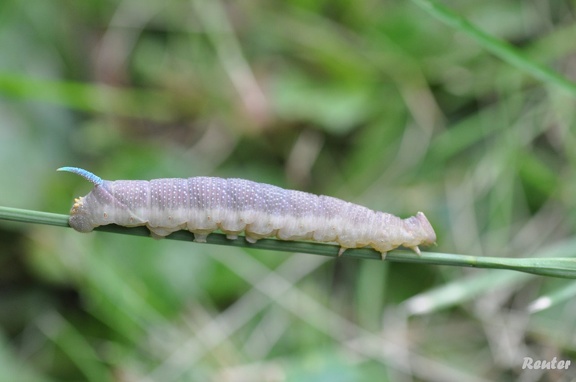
[2,206,576,278]
[410,0,576,96]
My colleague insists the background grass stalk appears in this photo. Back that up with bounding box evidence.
[410,0,576,96]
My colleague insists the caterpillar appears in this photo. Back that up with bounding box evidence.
[58,167,436,259]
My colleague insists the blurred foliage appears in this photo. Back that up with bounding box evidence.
[1,0,576,380]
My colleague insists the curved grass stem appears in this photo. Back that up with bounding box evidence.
[2,206,576,278]
[410,0,576,96]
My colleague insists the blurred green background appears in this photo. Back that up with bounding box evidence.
[1,0,576,380]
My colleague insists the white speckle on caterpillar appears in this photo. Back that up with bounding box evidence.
[57,167,436,259]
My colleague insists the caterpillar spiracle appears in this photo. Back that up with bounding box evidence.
[58,167,436,259]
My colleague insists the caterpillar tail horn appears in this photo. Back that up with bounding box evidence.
[57,167,103,186]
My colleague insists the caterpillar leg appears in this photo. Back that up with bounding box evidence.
[149,231,164,240]
[245,235,258,244]
[409,246,422,255]
[226,234,238,240]
[338,247,346,257]
[193,233,208,243]
[148,226,173,239]
[380,252,387,261]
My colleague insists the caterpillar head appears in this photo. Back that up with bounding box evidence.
[404,212,436,247]
[58,167,112,232]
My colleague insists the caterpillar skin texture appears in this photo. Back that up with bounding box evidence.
[58,167,436,259]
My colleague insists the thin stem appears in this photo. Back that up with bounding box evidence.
[2,206,576,278]
[410,0,576,96]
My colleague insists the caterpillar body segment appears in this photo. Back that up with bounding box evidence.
[58,167,436,257]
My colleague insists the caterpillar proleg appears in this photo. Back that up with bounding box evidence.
[58,167,436,259]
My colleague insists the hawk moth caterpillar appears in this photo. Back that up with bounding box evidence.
[58,167,436,259]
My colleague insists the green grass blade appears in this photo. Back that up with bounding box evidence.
[0,73,173,121]
[527,281,576,313]
[403,271,529,315]
[2,206,576,278]
[405,239,576,314]
[38,312,113,382]
[0,206,69,227]
[410,0,576,96]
